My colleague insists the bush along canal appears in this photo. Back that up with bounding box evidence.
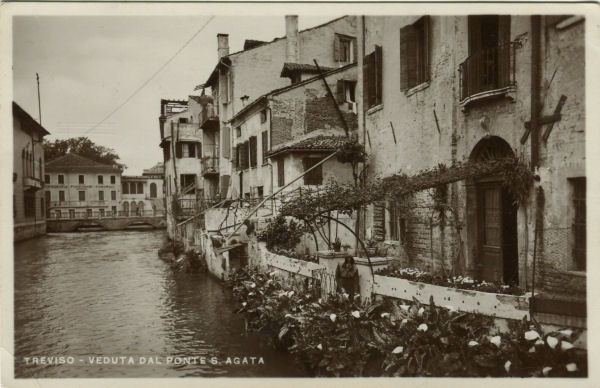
[227,265,588,377]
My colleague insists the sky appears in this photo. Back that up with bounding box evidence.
[13,15,340,175]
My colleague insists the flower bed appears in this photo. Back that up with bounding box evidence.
[228,266,586,377]
[375,266,523,296]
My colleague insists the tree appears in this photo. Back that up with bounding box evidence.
[44,137,126,169]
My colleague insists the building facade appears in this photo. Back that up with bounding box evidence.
[121,162,165,216]
[13,102,50,241]
[44,153,123,218]
[357,16,585,310]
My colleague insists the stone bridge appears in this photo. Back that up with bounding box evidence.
[46,215,166,232]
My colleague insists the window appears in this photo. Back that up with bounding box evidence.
[387,202,407,242]
[249,136,258,168]
[69,209,75,219]
[99,209,105,217]
[336,80,357,104]
[178,117,188,124]
[56,210,62,219]
[180,174,196,189]
[122,182,129,194]
[571,178,586,271]
[87,209,93,217]
[79,175,85,184]
[111,190,116,200]
[129,182,137,194]
[79,191,86,201]
[182,142,196,158]
[257,186,264,199]
[261,131,269,164]
[364,45,383,109]
[44,174,50,184]
[58,175,64,184]
[45,191,51,206]
[59,190,65,202]
[111,175,116,184]
[236,126,242,138]
[99,191,104,201]
[260,109,267,124]
[111,206,117,215]
[334,34,357,63]
[24,191,36,217]
[277,159,285,187]
[303,158,323,185]
[98,175,104,184]
[400,16,430,91]
[137,182,144,194]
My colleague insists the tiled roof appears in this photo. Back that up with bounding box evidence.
[280,62,335,78]
[244,39,268,50]
[142,162,164,176]
[268,135,347,157]
[45,153,122,173]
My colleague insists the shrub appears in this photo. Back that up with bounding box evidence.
[257,215,306,251]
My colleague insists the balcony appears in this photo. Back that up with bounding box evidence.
[22,159,43,190]
[49,200,107,208]
[200,104,219,131]
[202,156,219,177]
[458,42,520,109]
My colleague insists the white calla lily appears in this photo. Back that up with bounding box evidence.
[392,346,404,354]
[561,341,574,351]
[489,335,501,347]
[317,343,323,350]
[504,360,512,373]
[417,323,428,332]
[559,329,573,337]
[546,336,559,349]
[524,330,540,340]
[468,340,479,347]
[330,313,337,323]
[418,307,425,316]
[542,366,552,376]
[380,312,390,318]
[351,310,361,319]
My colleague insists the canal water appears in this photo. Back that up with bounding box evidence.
[14,230,303,377]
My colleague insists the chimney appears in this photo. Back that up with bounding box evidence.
[217,33,229,60]
[285,15,299,63]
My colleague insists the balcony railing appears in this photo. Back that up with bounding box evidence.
[200,104,219,130]
[49,200,107,208]
[459,42,519,106]
[22,159,43,190]
[47,209,165,220]
[202,156,219,176]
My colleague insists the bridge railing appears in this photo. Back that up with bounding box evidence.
[47,210,166,220]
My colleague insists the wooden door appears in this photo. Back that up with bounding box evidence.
[478,183,503,282]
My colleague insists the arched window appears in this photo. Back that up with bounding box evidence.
[130,201,138,216]
[138,201,145,216]
[123,201,129,216]
[150,182,157,198]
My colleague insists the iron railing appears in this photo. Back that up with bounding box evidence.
[47,209,165,220]
[202,156,219,175]
[459,42,518,103]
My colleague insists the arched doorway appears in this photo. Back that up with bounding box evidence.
[130,201,137,217]
[468,136,519,284]
[138,201,145,216]
[150,182,157,198]
[123,202,129,217]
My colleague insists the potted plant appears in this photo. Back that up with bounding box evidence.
[342,243,351,252]
[332,237,342,252]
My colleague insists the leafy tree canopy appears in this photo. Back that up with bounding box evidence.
[44,137,125,170]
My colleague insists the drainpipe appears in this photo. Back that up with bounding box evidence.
[529,15,541,301]
[530,15,541,170]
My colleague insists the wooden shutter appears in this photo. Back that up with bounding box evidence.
[233,145,239,169]
[222,126,230,158]
[372,201,386,240]
[197,142,202,158]
[400,24,412,90]
[277,158,285,186]
[175,142,183,158]
[364,51,376,109]
[336,80,345,103]
[498,15,511,45]
[497,16,511,88]
[422,16,431,83]
[334,34,341,61]
[261,131,268,164]
[375,45,383,105]
[352,37,358,63]
[363,53,371,110]
[249,136,257,167]
[468,15,482,56]
[188,143,196,158]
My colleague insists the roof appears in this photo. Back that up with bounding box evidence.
[280,62,335,78]
[142,162,164,176]
[13,102,50,136]
[204,16,351,86]
[230,63,356,124]
[244,39,268,50]
[268,135,346,158]
[45,153,122,173]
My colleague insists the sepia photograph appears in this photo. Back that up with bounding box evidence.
[2,2,598,385]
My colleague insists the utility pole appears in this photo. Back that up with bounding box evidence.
[36,73,42,125]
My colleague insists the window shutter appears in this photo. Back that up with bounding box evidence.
[175,142,183,158]
[364,52,377,109]
[233,145,239,169]
[189,143,196,158]
[363,54,370,110]
[336,79,345,103]
[277,158,285,186]
[222,126,230,158]
[249,136,257,167]
[467,16,482,56]
[498,15,511,45]
[400,26,410,90]
[334,34,341,61]
[352,37,358,63]
[197,142,202,158]
[422,16,431,83]
[261,131,268,164]
[372,201,386,240]
[375,45,383,105]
